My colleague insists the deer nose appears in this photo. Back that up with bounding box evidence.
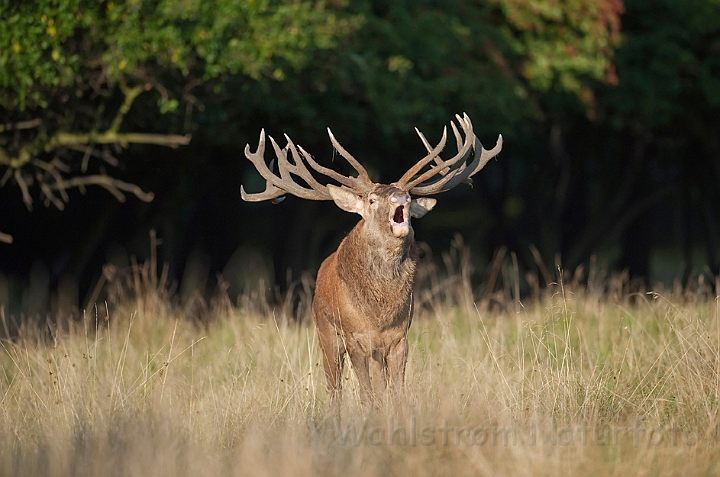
[391,194,410,204]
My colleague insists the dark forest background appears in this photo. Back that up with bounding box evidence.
[1,0,719,317]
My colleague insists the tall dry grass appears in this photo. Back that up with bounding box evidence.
[1,252,720,476]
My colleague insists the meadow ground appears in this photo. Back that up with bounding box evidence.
[1,261,720,476]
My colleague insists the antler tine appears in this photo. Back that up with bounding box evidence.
[241,129,334,202]
[263,135,328,200]
[415,127,432,152]
[278,134,332,200]
[452,115,464,153]
[327,128,373,187]
[415,127,456,177]
[296,142,367,193]
[395,126,448,188]
[402,114,476,190]
[240,179,286,202]
[241,129,288,202]
[408,136,480,196]
[410,133,503,196]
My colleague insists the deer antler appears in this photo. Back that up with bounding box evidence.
[395,114,503,196]
[240,128,373,202]
[241,114,502,202]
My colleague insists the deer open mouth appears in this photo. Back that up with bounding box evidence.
[393,205,405,224]
[390,205,409,237]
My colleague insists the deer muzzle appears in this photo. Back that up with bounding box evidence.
[390,193,411,238]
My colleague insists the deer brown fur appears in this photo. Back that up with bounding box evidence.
[312,184,435,405]
[241,114,502,407]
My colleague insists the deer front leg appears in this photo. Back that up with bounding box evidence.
[347,345,373,405]
[321,343,345,409]
[315,318,346,410]
[370,350,388,398]
[386,337,408,402]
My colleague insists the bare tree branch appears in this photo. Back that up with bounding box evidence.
[48,174,155,203]
[33,159,70,202]
[46,131,191,151]
[0,118,42,133]
[37,172,66,209]
[112,82,146,132]
[14,169,33,210]
[66,145,118,170]
[0,83,190,218]
[0,84,191,169]
[0,167,11,187]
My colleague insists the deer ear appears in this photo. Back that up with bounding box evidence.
[409,198,436,218]
[327,184,364,215]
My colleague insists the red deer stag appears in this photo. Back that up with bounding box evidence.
[241,114,502,406]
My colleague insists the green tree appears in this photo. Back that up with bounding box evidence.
[498,0,623,106]
[0,0,354,243]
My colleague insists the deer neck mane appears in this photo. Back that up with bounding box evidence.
[357,218,415,266]
[336,219,418,308]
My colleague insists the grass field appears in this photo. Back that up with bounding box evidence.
[1,261,720,476]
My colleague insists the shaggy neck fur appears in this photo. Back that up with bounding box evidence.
[336,219,418,323]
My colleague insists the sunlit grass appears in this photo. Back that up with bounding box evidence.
[1,271,720,476]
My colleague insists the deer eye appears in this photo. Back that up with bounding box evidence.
[368,198,376,204]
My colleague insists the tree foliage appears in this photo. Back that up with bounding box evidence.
[498,0,623,96]
[0,0,354,242]
[1,0,352,109]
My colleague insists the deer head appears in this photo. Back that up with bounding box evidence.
[325,184,435,242]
